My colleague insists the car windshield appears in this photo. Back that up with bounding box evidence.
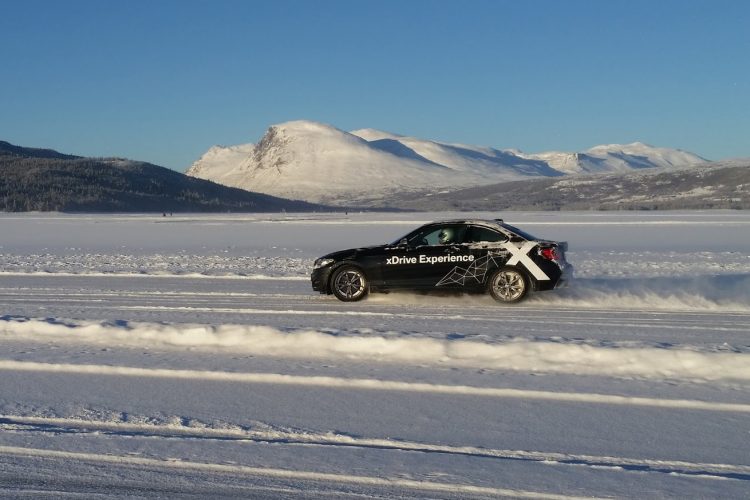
[391,230,414,246]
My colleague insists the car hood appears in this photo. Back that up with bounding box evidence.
[320,245,386,261]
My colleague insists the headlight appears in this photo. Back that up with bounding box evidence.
[313,258,335,269]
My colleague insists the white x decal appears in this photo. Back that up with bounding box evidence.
[502,241,550,281]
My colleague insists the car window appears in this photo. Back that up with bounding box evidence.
[406,224,467,246]
[466,226,508,243]
[500,223,537,241]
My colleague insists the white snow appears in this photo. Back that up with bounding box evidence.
[186,120,706,204]
[190,121,478,204]
[0,211,749,498]
[186,143,256,185]
[3,318,750,382]
[517,142,706,175]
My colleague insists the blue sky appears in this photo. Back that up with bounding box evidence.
[1,0,748,171]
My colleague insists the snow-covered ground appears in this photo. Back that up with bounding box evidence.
[0,211,749,498]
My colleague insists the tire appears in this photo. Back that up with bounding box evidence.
[331,265,369,302]
[488,267,529,304]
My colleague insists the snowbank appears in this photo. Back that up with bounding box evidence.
[2,316,749,382]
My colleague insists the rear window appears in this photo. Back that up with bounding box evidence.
[465,226,508,243]
[499,223,538,241]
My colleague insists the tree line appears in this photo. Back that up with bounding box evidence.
[0,155,321,212]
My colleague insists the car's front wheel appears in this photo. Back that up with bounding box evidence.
[488,267,529,304]
[331,266,368,302]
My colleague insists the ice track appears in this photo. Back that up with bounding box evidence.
[0,212,749,498]
[1,273,749,498]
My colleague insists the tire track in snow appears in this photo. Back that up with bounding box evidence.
[4,272,750,315]
[0,288,306,299]
[0,271,308,280]
[2,415,748,482]
[0,445,594,500]
[5,287,749,334]
[1,360,749,412]
[8,286,743,331]
[116,304,750,333]
[37,300,744,335]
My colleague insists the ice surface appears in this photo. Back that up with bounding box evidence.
[0,211,748,498]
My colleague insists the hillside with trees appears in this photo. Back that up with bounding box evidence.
[387,159,750,211]
[0,141,323,212]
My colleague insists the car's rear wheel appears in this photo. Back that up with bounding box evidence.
[488,267,529,304]
[331,266,368,302]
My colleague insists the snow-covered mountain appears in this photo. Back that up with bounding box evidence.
[186,120,706,205]
[392,159,750,211]
[519,143,706,175]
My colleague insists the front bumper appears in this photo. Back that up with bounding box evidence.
[311,265,335,294]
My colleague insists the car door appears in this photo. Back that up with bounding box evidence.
[381,224,471,289]
[458,225,512,287]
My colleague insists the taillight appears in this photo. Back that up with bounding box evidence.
[540,247,557,261]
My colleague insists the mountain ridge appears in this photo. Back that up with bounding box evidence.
[187,120,707,205]
[0,140,81,160]
[386,159,750,211]
[0,140,326,212]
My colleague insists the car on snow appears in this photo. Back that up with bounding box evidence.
[311,218,572,304]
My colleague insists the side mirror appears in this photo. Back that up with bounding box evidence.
[399,238,409,247]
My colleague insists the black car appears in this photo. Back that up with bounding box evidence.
[311,219,572,304]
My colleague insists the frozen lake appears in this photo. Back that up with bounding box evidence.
[0,211,749,498]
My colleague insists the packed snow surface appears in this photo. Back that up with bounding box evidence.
[0,211,749,498]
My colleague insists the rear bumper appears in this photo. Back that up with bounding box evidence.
[534,262,573,291]
[555,263,574,289]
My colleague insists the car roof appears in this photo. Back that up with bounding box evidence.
[428,218,506,228]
